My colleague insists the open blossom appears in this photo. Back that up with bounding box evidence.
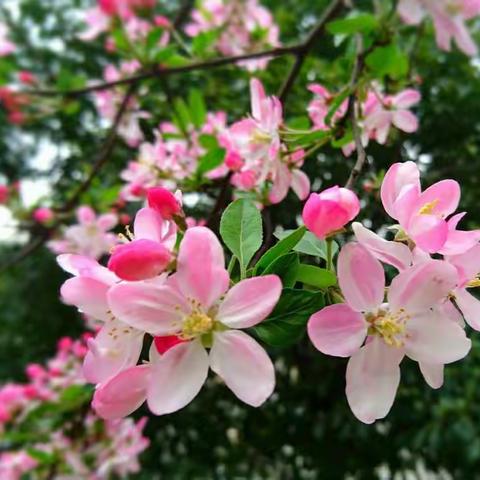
[303,186,360,239]
[398,0,480,56]
[228,79,310,204]
[108,206,176,281]
[0,23,15,56]
[381,161,480,254]
[307,84,348,131]
[48,206,118,259]
[92,226,282,418]
[185,0,280,71]
[307,242,471,423]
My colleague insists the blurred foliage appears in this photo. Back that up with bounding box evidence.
[0,0,480,478]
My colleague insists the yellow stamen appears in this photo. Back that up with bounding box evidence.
[418,199,439,215]
[467,277,480,288]
[366,309,409,347]
[181,312,214,339]
[252,128,272,144]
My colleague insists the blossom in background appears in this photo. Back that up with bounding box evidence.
[32,207,54,224]
[0,184,9,204]
[48,205,118,259]
[307,84,348,131]
[92,226,282,418]
[303,186,360,239]
[0,23,15,56]
[380,161,480,254]
[185,0,280,71]
[398,0,480,56]
[307,242,471,423]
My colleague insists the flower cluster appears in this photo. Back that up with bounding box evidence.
[305,162,480,423]
[0,23,15,57]
[185,0,280,71]
[0,336,149,479]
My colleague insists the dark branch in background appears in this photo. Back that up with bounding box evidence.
[278,0,345,102]
[172,0,195,29]
[0,83,138,273]
[344,34,367,190]
[206,172,233,230]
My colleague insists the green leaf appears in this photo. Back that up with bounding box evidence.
[26,448,57,465]
[173,98,191,132]
[274,230,338,260]
[191,30,220,56]
[198,134,219,150]
[153,45,178,63]
[325,88,351,126]
[197,147,225,175]
[252,289,324,347]
[296,264,337,289]
[189,89,207,128]
[146,27,166,51]
[162,54,189,67]
[220,199,263,276]
[331,129,353,148]
[255,226,306,274]
[262,252,300,288]
[365,44,409,79]
[327,13,379,35]
[288,129,329,148]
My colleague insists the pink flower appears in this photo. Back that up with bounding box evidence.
[307,242,470,423]
[0,185,8,204]
[96,226,282,418]
[307,84,348,130]
[0,24,15,56]
[381,162,480,254]
[108,207,176,281]
[364,89,421,144]
[32,207,54,224]
[147,187,181,220]
[79,7,110,40]
[18,71,36,85]
[398,0,479,56]
[302,186,360,239]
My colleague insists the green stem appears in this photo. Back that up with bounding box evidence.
[227,255,237,275]
[326,238,333,272]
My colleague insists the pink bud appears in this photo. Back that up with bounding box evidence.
[225,150,243,170]
[57,337,73,351]
[154,335,185,355]
[0,185,8,204]
[33,207,54,224]
[26,364,45,380]
[302,186,360,239]
[108,239,171,281]
[147,187,181,220]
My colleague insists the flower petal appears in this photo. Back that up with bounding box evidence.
[92,365,150,419]
[338,243,385,312]
[133,207,167,242]
[352,222,412,271]
[455,288,480,331]
[388,260,458,312]
[108,282,188,335]
[346,337,403,424]
[414,179,461,219]
[176,227,229,309]
[405,312,471,364]
[290,169,310,200]
[147,340,209,415]
[392,110,418,133]
[307,304,367,357]
[217,275,282,329]
[210,330,275,407]
[407,214,449,253]
[419,362,444,389]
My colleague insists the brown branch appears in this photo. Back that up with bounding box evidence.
[172,0,194,29]
[278,0,345,103]
[206,172,233,231]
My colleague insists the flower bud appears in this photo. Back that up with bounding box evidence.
[302,186,360,239]
[108,239,171,281]
[147,187,181,220]
[0,185,8,204]
[33,207,54,224]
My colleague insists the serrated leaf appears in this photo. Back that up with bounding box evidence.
[220,199,263,275]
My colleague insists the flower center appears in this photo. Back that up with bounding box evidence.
[181,312,214,339]
[366,309,409,347]
[252,128,272,144]
[418,199,439,216]
[467,277,480,288]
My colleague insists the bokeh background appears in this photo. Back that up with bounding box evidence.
[1,0,480,478]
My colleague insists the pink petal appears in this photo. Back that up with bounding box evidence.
[397,0,425,25]
[453,19,477,56]
[92,365,150,419]
[446,244,480,286]
[250,78,266,121]
[147,340,209,415]
[388,260,458,312]
[338,243,385,312]
[352,222,412,271]
[307,304,368,357]
[133,207,168,242]
[346,337,403,424]
[268,163,291,204]
[419,362,444,389]
[455,288,480,331]
[392,110,418,133]
[76,206,96,225]
[97,213,118,231]
[392,89,421,109]
[290,169,310,200]
[60,277,111,321]
[405,312,471,364]
[217,275,282,329]
[439,215,480,255]
[210,330,275,407]
[176,227,229,310]
[83,320,144,384]
[108,282,189,335]
[380,161,420,219]
[407,214,449,253]
[415,179,461,218]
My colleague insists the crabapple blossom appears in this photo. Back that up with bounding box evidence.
[48,206,118,259]
[307,84,348,131]
[381,161,480,254]
[0,184,8,204]
[96,226,282,417]
[32,207,54,224]
[147,187,182,220]
[0,23,15,56]
[307,242,471,423]
[397,0,480,56]
[302,186,360,239]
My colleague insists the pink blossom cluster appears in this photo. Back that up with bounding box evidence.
[120,112,229,201]
[57,191,283,418]
[305,162,480,423]
[48,205,118,259]
[0,335,150,479]
[307,83,421,155]
[185,0,280,71]
[398,0,480,56]
[0,23,15,57]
